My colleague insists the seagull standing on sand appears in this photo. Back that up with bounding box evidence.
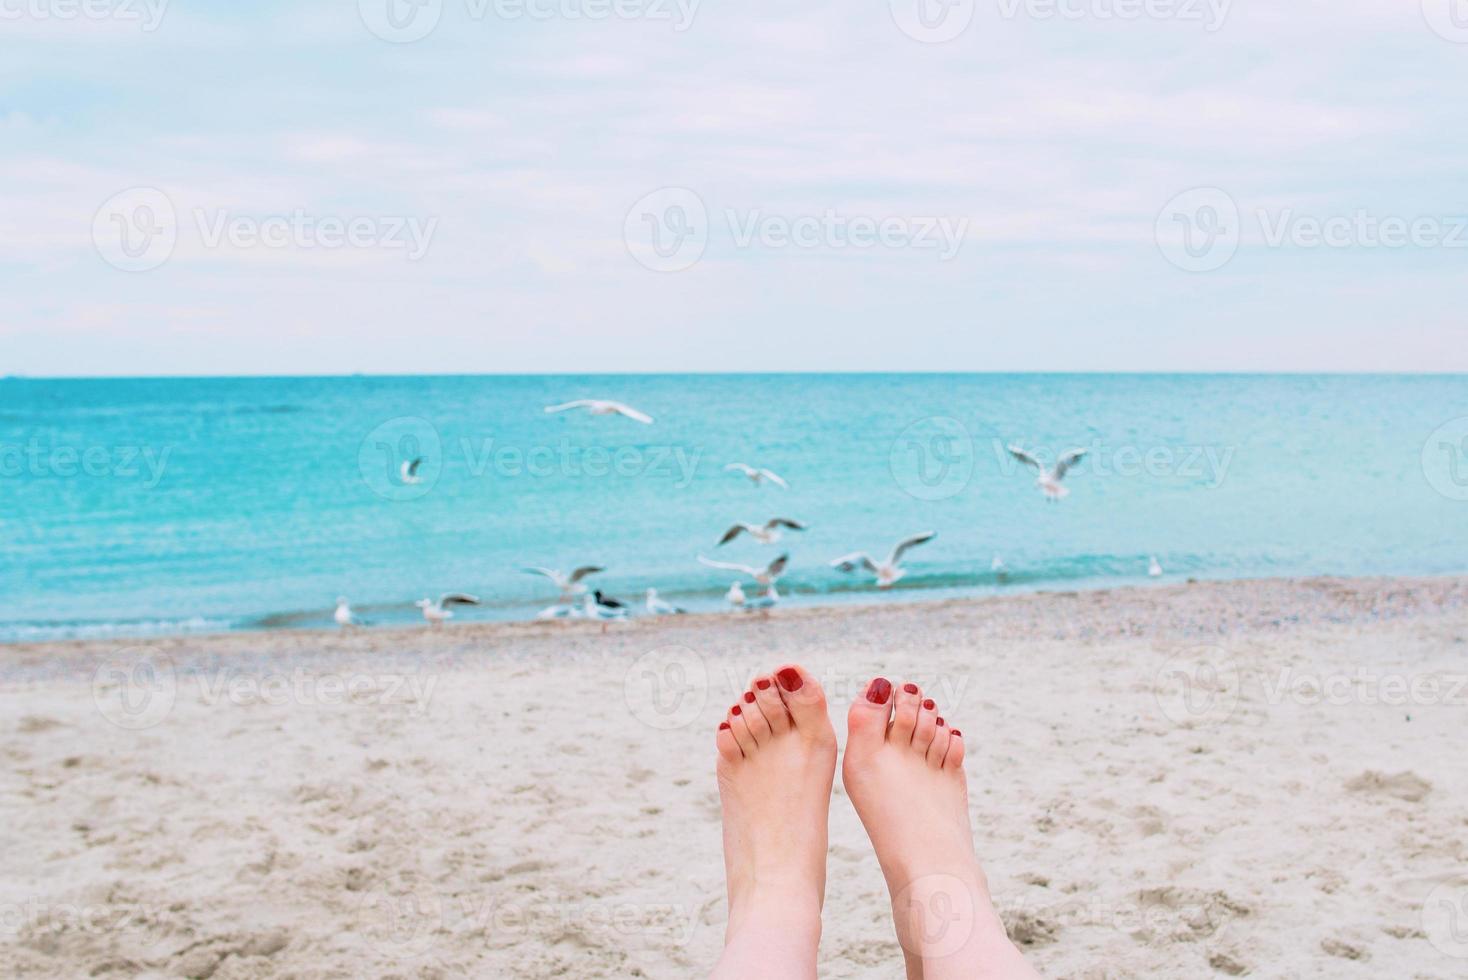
[543,399,653,424]
[830,531,937,589]
[334,597,360,628]
[699,553,790,587]
[399,457,423,485]
[535,604,583,620]
[583,593,628,631]
[725,582,746,610]
[717,518,806,546]
[1006,445,1088,501]
[523,565,605,602]
[415,592,479,625]
[645,588,685,615]
[725,463,788,489]
[742,583,780,616]
[1148,556,1163,578]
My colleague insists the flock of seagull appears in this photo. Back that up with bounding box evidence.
[331,397,1165,630]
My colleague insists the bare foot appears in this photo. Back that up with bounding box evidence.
[842,678,1040,980]
[709,664,837,980]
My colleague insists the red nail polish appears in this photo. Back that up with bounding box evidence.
[756,679,771,690]
[731,705,742,716]
[903,683,918,695]
[922,698,935,711]
[951,729,961,737]
[743,691,756,704]
[867,678,892,704]
[776,668,802,692]
[719,722,731,730]
[937,717,945,727]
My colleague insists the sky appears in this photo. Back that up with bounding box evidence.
[1,0,1465,376]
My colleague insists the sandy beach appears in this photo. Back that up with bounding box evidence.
[3,576,1467,978]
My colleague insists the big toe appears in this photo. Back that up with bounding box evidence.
[845,676,894,755]
[773,664,829,736]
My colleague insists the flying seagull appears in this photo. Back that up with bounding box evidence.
[399,457,423,485]
[830,531,937,589]
[1006,445,1088,501]
[717,518,806,546]
[725,463,788,489]
[645,588,686,615]
[416,592,479,625]
[544,399,653,424]
[698,553,790,587]
[523,565,605,601]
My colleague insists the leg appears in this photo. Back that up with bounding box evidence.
[710,665,837,980]
[842,678,1041,980]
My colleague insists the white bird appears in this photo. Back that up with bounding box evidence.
[1006,444,1088,500]
[742,583,780,615]
[645,588,685,615]
[523,565,605,601]
[725,581,746,609]
[1148,556,1163,578]
[991,555,1008,580]
[333,597,359,628]
[415,592,479,625]
[399,457,423,485]
[725,463,788,489]
[717,518,806,546]
[535,603,582,620]
[543,399,653,424]
[699,553,790,587]
[830,531,937,589]
[583,593,628,631]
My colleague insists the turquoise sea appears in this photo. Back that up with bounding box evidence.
[1,374,1465,641]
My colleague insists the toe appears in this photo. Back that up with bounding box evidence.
[716,721,743,761]
[751,676,791,735]
[926,722,950,768]
[728,705,757,756]
[942,728,965,769]
[773,664,828,734]
[891,681,922,744]
[912,697,938,754]
[738,689,771,743]
[846,676,894,753]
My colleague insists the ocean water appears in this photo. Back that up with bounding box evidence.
[1,374,1465,641]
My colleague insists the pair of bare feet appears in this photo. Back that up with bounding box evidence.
[709,665,1040,980]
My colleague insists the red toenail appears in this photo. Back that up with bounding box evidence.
[731,705,742,715]
[776,668,802,692]
[937,717,945,727]
[719,722,731,730]
[866,678,892,704]
[756,679,771,690]
[743,691,756,703]
[951,729,961,737]
[903,683,918,695]
[922,698,935,710]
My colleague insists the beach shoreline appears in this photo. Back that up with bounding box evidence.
[4,575,1467,977]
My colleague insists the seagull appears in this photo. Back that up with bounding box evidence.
[725,463,788,489]
[415,592,479,625]
[830,531,937,589]
[991,555,1008,581]
[399,457,423,485]
[1006,445,1088,500]
[699,553,790,587]
[593,590,627,610]
[645,588,685,615]
[334,597,361,628]
[583,593,628,631]
[725,581,746,610]
[1148,556,1163,578]
[742,583,780,616]
[717,518,806,546]
[535,603,582,620]
[523,565,605,601]
[543,399,653,424]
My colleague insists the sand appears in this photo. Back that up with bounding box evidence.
[3,576,1467,978]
